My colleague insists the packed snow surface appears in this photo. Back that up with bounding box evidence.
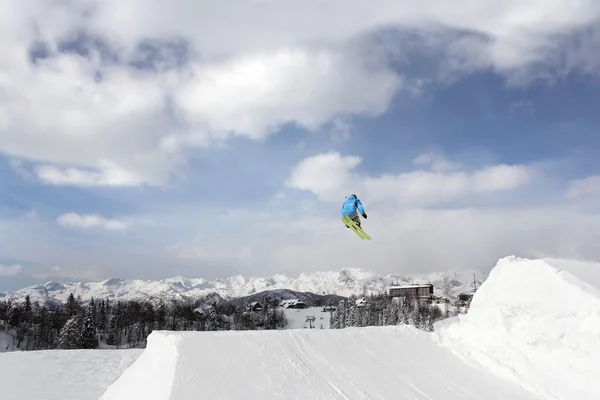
[100,326,539,400]
[0,348,142,400]
[436,256,600,400]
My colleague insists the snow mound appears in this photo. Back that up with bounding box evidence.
[100,327,539,400]
[436,256,600,400]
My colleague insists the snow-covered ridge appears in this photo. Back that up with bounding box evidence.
[0,267,482,305]
[436,256,600,399]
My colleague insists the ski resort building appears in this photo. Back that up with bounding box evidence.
[280,299,307,309]
[355,297,367,307]
[388,284,434,299]
[457,292,475,306]
[246,302,263,312]
[192,303,213,317]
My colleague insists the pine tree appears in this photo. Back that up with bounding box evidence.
[97,300,107,336]
[107,301,124,347]
[142,302,156,334]
[425,314,434,332]
[66,293,78,317]
[346,305,362,326]
[336,300,346,328]
[106,315,119,346]
[89,297,97,327]
[35,306,51,350]
[412,301,423,329]
[401,298,411,325]
[206,306,220,331]
[58,316,80,349]
[329,307,340,329]
[79,303,98,349]
[388,301,399,325]
[382,306,388,326]
[156,301,166,330]
[23,295,32,323]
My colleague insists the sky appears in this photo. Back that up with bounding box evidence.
[2,0,600,291]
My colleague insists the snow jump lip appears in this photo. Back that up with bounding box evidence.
[100,326,539,400]
[435,256,600,400]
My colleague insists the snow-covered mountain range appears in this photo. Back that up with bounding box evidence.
[0,267,485,306]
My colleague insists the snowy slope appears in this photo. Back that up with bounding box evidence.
[0,332,16,352]
[0,267,482,305]
[436,256,600,400]
[99,327,540,400]
[281,306,331,329]
[0,348,142,400]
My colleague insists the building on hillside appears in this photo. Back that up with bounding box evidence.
[355,297,367,307]
[246,301,263,312]
[430,294,449,304]
[193,303,213,318]
[280,299,307,309]
[389,283,434,300]
[457,292,474,306]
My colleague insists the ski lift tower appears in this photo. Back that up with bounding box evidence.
[305,315,316,329]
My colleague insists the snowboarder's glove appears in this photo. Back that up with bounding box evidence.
[362,213,367,219]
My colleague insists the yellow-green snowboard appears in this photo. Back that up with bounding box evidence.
[342,216,372,240]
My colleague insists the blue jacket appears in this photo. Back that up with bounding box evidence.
[341,195,365,218]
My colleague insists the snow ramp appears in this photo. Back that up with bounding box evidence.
[99,325,539,400]
[436,256,600,400]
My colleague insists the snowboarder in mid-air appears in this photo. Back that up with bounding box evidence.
[340,194,371,240]
[341,194,367,229]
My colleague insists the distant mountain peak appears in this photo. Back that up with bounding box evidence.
[100,278,125,286]
[0,267,486,306]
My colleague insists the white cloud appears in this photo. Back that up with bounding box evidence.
[176,48,400,141]
[1,51,178,187]
[286,151,533,207]
[470,164,533,191]
[0,1,598,188]
[285,151,362,202]
[84,1,600,68]
[0,264,22,276]
[35,163,145,187]
[30,265,102,281]
[413,152,462,173]
[56,213,130,230]
[166,242,254,265]
[166,243,204,260]
[566,175,600,199]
